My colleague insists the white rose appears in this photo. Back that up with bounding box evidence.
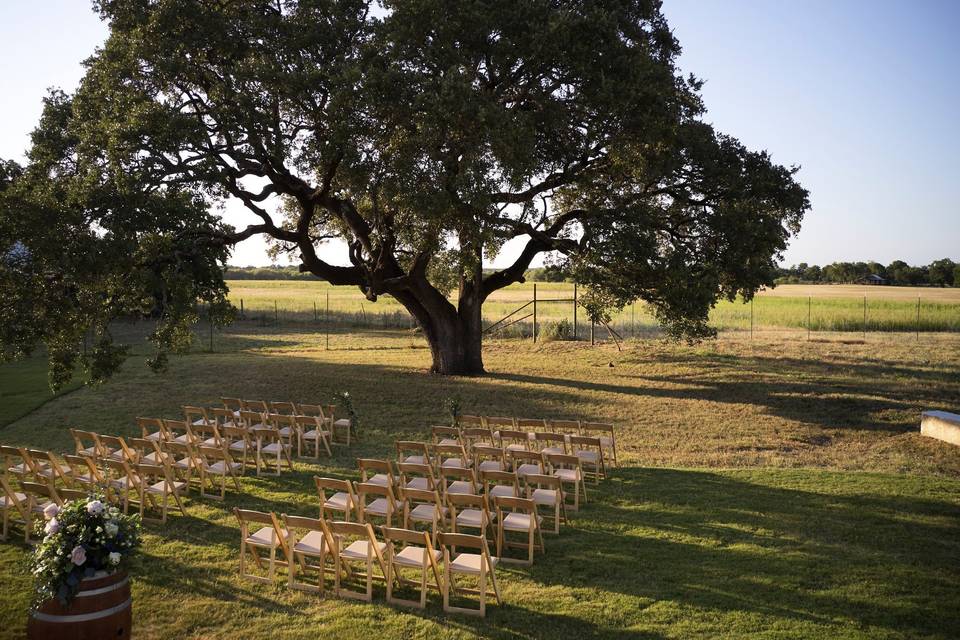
[108,552,122,565]
[86,500,104,515]
[105,521,119,537]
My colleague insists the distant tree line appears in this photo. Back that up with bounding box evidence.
[774,259,958,286]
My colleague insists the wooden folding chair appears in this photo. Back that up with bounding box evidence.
[327,520,388,601]
[580,421,619,467]
[516,417,548,435]
[297,403,334,434]
[315,477,359,521]
[284,514,335,594]
[191,422,223,448]
[396,441,432,466]
[357,481,402,527]
[546,452,587,511]
[472,444,506,473]
[481,469,520,500]
[1,446,29,480]
[549,419,582,436]
[269,413,301,459]
[234,509,290,584]
[431,426,461,447]
[210,407,239,430]
[296,415,332,459]
[509,449,545,481]
[243,399,269,413]
[0,477,29,542]
[401,486,448,544]
[435,442,471,470]
[524,473,565,534]
[485,416,516,436]
[163,419,194,446]
[398,462,438,492]
[20,480,63,544]
[220,396,244,417]
[446,492,495,541]
[493,495,544,565]
[569,435,605,483]
[326,405,352,446]
[101,458,147,514]
[28,450,73,487]
[440,466,478,497]
[458,414,484,429]
[460,426,495,450]
[138,417,168,442]
[270,401,297,415]
[358,458,394,488]
[383,527,443,609]
[183,405,210,429]
[159,440,202,491]
[69,429,100,458]
[62,454,104,490]
[438,532,501,617]
[498,429,532,453]
[97,435,137,464]
[238,409,270,431]
[221,425,253,471]
[197,446,243,500]
[534,431,568,456]
[137,461,187,523]
[255,426,293,476]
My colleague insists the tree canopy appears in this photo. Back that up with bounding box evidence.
[0,0,809,382]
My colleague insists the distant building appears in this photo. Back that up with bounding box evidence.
[856,274,888,285]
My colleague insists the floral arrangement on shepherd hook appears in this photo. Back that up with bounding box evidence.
[29,493,141,608]
[334,390,360,435]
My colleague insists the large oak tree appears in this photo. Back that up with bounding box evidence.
[0,0,808,381]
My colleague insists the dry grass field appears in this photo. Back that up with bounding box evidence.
[0,326,958,638]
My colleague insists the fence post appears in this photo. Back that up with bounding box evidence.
[631,303,635,339]
[240,298,244,319]
[863,295,867,340]
[314,300,317,322]
[807,296,811,341]
[573,283,578,340]
[750,298,754,339]
[590,319,595,345]
[274,300,279,326]
[532,283,537,343]
[326,292,330,350]
[916,296,920,341]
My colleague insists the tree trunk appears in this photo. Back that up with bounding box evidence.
[392,285,485,375]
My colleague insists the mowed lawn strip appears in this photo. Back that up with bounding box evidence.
[0,329,958,638]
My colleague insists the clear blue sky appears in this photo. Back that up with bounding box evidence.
[1,1,957,267]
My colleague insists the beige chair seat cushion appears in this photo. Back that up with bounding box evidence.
[531,488,559,506]
[191,418,207,427]
[366,473,391,487]
[575,450,600,463]
[489,485,516,499]
[207,461,242,475]
[293,530,327,556]
[202,437,220,447]
[172,457,193,470]
[478,460,504,473]
[333,418,351,428]
[438,438,460,447]
[277,427,295,438]
[501,512,542,531]
[404,477,431,491]
[261,443,289,455]
[38,467,71,479]
[402,455,428,466]
[446,481,476,495]
[455,508,490,528]
[324,492,353,511]
[246,526,286,547]
[173,435,191,445]
[73,473,98,485]
[440,458,468,469]
[228,440,247,452]
[147,480,187,494]
[0,492,26,507]
[144,432,165,441]
[504,444,527,452]
[142,452,162,464]
[29,499,54,514]
[80,447,99,457]
[8,463,33,475]
[341,539,387,561]
[515,463,541,477]
[393,545,442,568]
[303,429,330,439]
[110,476,134,490]
[540,446,566,456]
[365,498,402,516]
[449,552,497,574]
[409,504,447,522]
[553,469,581,482]
[599,436,614,448]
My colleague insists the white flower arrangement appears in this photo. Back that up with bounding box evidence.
[28,493,141,608]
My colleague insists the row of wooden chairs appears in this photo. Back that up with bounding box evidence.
[453,416,619,467]
[235,509,501,616]
[215,398,353,446]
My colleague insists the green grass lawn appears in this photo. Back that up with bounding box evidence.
[1,328,958,638]
[0,356,83,428]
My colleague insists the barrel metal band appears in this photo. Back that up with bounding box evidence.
[31,597,131,623]
[76,577,129,598]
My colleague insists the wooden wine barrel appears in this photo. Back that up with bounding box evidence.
[27,571,131,640]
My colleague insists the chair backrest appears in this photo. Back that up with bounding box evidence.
[210,407,237,428]
[550,419,581,434]
[580,421,615,437]
[481,469,519,493]
[534,432,566,446]
[102,458,140,487]
[499,429,530,444]
[243,399,269,412]
[516,418,547,431]
[382,526,433,548]
[137,417,167,440]
[398,462,437,490]
[315,476,356,499]
[221,397,243,412]
[509,449,544,467]
[283,513,334,550]
[357,481,396,504]
[21,480,62,505]
[445,491,488,513]
[569,435,602,451]
[400,486,442,509]
[270,401,297,415]
[296,403,325,418]
[437,531,488,553]
[493,494,537,515]
[434,442,467,462]
[70,429,99,455]
[183,406,209,425]
[545,452,581,470]
[461,427,495,447]
[327,520,380,555]
[0,477,28,515]
[472,444,505,460]
[99,435,136,461]
[63,454,101,481]
[440,465,477,488]
[524,473,562,492]
[161,440,197,460]
[163,419,191,441]
[458,414,484,428]
[58,487,89,502]
[396,440,430,458]
[295,415,325,431]
[357,458,394,483]
[222,425,251,446]
[234,508,290,562]
[486,416,516,429]
[238,410,266,428]
[270,413,298,430]
[29,450,69,480]
[198,445,232,465]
